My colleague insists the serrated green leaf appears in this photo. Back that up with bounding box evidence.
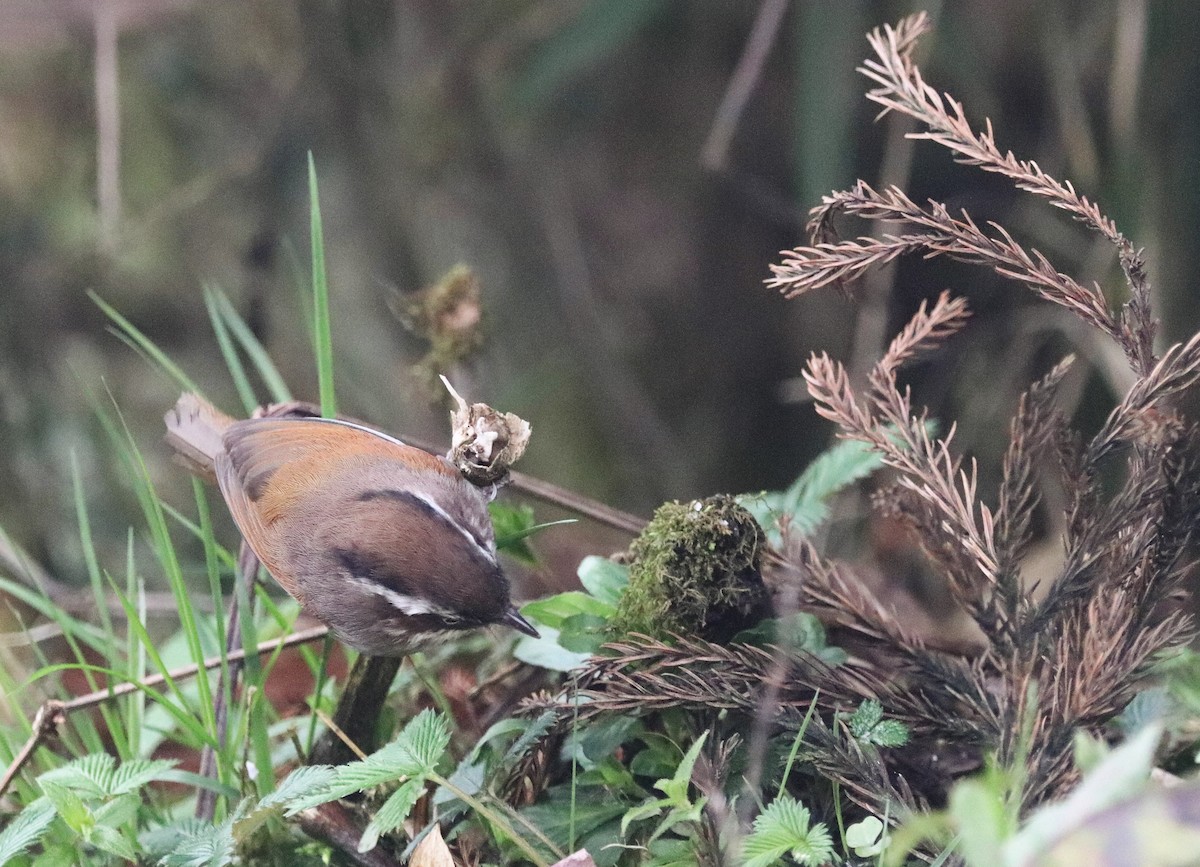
[155,820,236,867]
[285,710,449,813]
[849,699,884,738]
[577,556,630,606]
[358,778,426,852]
[139,818,218,857]
[109,758,178,795]
[871,719,910,748]
[0,798,56,863]
[39,753,115,800]
[86,823,139,861]
[39,780,91,832]
[234,766,339,837]
[93,792,140,829]
[742,796,835,867]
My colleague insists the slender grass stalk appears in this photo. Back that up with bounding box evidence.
[777,691,820,801]
[125,531,146,759]
[235,559,275,796]
[70,454,131,761]
[307,153,336,419]
[431,772,558,866]
[89,291,205,396]
[102,396,217,742]
[204,285,258,415]
[210,286,294,404]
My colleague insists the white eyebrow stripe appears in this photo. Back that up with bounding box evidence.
[406,490,498,565]
[348,577,458,619]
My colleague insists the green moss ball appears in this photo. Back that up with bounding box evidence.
[611,495,770,642]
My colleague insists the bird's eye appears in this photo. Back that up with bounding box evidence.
[440,613,464,627]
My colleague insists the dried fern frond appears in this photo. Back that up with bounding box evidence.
[771,183,1119,342]
[761,12,1200,817]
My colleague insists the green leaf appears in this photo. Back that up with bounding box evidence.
[109,758,178,795]
[948,778,1010,867]
[647,836,703,867]
[1004,722,1164,865]
[733,612,847,665]
[849,699,884,737]
[92,792,140,830]
[285,710,450,813]
[39,753,116,800]
[358,778,426,852]
[846,699,909,747]
[209,285,293,403]
[86,823,138,862]
[519,786,629,853]
[39,780,91,833]
[521,592,615,629]
[203,284,258,414]
[151,819,236,867]
[622,733,708,838]
[0,798,55,864]
[870,720,910,748]
[655,733,707,804]
[234,766,339,837]
[558,613,611,654]
[846,815,886,857]
[742,796,835,867]
[489,502,577,564]
[577,715,643,765]
[513,625,592,672]
[577,556,630,606]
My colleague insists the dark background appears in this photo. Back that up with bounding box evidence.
[2,0,1198,597]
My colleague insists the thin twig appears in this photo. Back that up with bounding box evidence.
[0,624,329,798]
[700,0,790,171]
[401,434,648,536]
[93,0,121,252]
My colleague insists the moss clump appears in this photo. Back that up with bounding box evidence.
[611,495,770,643]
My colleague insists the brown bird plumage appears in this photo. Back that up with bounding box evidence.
[165,393,537,655]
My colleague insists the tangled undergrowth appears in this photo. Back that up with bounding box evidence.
[4,12,1200,867]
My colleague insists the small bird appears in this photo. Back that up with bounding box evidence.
[164,393,539,656]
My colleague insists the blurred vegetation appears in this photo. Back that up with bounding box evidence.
[1,0,1198,601]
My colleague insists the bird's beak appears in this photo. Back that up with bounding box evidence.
[502,606,540,638]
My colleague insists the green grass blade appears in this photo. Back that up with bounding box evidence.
[307,153,336,417]
[211,287,293,404]
[92,392,216,740]
[89,291,204,396]
[204,285,258,415]
[126,532,146,758]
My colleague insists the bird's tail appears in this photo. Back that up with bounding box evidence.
[164,393,235,481]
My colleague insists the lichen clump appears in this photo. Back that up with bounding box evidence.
[611,495,770,642]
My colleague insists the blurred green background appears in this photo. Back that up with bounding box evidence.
[1,0,1197,598]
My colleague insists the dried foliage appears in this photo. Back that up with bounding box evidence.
[520,11,1200,833]
[771,12,1200,812]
